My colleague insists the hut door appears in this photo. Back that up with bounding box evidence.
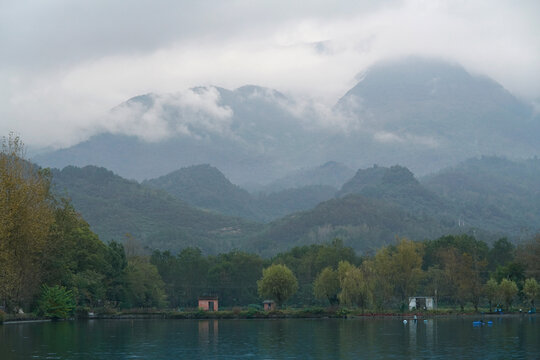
[209,301,214,311]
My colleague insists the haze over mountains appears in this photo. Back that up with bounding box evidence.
[49,156,540,256]
[32,56,540,256]
[33,57,540,186]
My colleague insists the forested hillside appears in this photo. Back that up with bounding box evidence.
[143,164,258,220]
[422,156,540,236]
[249,194,454,256]
[51,165,262,254]
[144,164,337,222]
[255,161,354,193]
[49,157,540,257]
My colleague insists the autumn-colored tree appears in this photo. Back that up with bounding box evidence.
[517,235,540,280]
[456,253,486,312]
[364,248,394,310]
[391,238,424,305]
[367,239,424,310]
[0,134,54,310]
[437,246,486,311]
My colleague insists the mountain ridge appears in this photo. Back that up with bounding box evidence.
[33,57,540,183]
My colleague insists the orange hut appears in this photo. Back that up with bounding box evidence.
[198,296,219,311]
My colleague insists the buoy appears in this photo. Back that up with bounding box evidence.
[403,319,408,324]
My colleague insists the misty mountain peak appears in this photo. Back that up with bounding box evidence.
[381,165,419,186]
[339,164,418,196]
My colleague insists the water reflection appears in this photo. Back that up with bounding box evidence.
[0,316,539,359]
[198,320,218,351]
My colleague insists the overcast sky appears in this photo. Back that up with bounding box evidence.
[1,0,539,148]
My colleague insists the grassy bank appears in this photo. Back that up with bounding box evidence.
[2,306,535,323]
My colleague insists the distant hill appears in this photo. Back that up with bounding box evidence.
[32,57,540,183]
[338,165,455,220]
[248,194,454,256]
[51,165,262,254]
[250,159,540,256]
[333,57,539,174]
[422,156,540,236]
[255,161,355,193]
[255,185,337,221]
[143,164,258,220]
[144,163,337,222]
[48,158,540,257]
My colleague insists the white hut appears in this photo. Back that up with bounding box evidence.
[408,296,435,310]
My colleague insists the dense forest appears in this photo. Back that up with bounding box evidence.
[143,164,337,222]
[1,135,539,319]
[51,165,261,254]
[48,157,540,257]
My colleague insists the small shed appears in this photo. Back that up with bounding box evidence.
[408,296,435,310]
[263,300,276,311]
[198,296,219,311]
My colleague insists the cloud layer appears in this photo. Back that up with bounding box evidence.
[1,0,539,148]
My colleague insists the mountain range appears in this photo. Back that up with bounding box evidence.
[49,156,540,256]
[143,163,340,222]
[32,57,540,186]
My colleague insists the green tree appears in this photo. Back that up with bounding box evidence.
[43,201,116,309]
[523,278,539,308]
[207,251,264,307]
[338,263,371,313]
[391,239,424,306]
[498,278,518,311]
[36,285,75,320]
[0,134,54,310]
[488,238,515,271]
[313,267,340,305]
[257,264,298,307]
[364,250,393,310]
[125,257,167,308]
[421,265,445,307]
[484,278,498,312]
[271,239,359,306]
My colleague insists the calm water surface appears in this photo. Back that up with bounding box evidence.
[1,316,538,359]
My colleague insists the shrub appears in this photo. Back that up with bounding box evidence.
[36,285,75,320]
[0,309,5,323]
[232,306,242,315]
[336,307,350,317]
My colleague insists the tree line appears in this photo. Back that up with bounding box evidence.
[1,134,539,317]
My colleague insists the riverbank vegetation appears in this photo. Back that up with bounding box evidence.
[1,135,539,321]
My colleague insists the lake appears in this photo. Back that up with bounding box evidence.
[1,316,538,359]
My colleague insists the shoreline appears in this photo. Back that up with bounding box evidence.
[2,309,535,324]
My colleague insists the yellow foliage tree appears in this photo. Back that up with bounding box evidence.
[0,134,54,309]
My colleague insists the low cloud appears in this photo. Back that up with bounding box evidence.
[373,131,439,148]
[1,0,539,148]
[104,87,233,142]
